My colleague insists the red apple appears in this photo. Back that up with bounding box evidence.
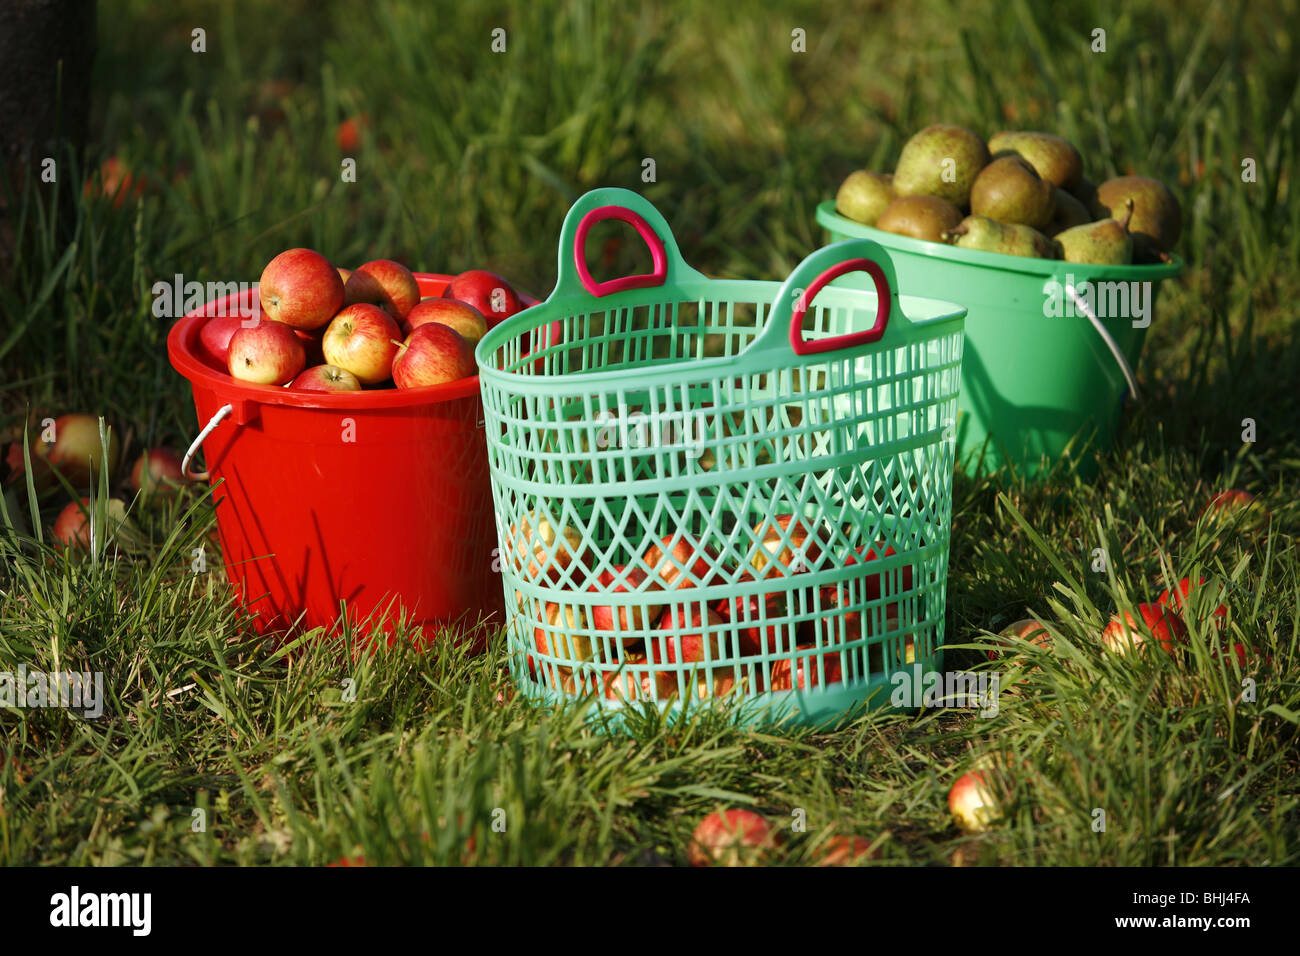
[1100,602,1188,656]
[404,298,488,344]
[198,314,247,368]
[1205,489,1256,515]
[84,156,146,207]
[228,318,306,385]
[295,329,326,366]
[509,512,586,583]
[532,602,595,661]
[336,267,352,285]
[51,497,128,550]
[391,323,475,389]
[1157,576,1227,630]
[688,809,778,867]
[336,114,366,152]
[751,513,828,577]
[815,835,876,866]
[291,365,362,392]
[692,665,750,700]
[949,771,999,833]
[258,248,344,330]
[130,448,186,498]
[2,441,22,483]
[649,606,725,664]
[30,414,120,488]
[642,534,717,589]
[766,646,844,691]
[588,565,665,639]
[447,269,522,324]
[859,545,915,606]
[714,587,787,655]
[52,498,92,549]
[987,617,1054,660]
[322,304,402,385]
[345,259,421,320]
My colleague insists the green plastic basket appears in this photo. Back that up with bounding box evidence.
[476,188,967,729]
[817,202,1183,478]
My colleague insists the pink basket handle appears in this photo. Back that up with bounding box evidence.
[789,257,892,356]
[572,205,669,297]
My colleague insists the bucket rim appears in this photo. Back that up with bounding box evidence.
[167,272,537,409]
[816,201,1185,280]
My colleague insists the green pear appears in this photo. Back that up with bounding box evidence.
[1046,188,1091,236]
[1056,198,1134,264]
[969,156,1056,229]
[876,195,964,243]
[944,215,1060,259]
[836,170,895,226]
[988,130,1084,190]
[892,124,990,208]
[1091,176,1182,262]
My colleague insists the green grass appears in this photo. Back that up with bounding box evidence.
[1,0,1297,865]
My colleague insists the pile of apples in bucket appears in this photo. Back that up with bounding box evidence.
[513,512,917,700]
[200,249,527,390]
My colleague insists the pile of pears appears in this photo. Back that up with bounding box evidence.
[835,124,1181,265]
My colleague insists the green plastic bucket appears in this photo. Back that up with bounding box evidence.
[476,188,966,730]
[817,202,1183,477]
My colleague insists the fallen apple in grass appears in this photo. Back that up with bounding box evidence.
[345,259,422,320]
[52,497,129,550]
[447,269,523,324]
[52,498,93,549]
[1157,576,1227,631]
[1203,489,1269,530]
[687,809,779,867]
[391,323,476,389]
[405,298,488,344]
[29,414,120,488]
[130,448,186,498]
[228,318,307,385]
[751,513,828,578]
[815,835,877,866]
[322,304,402,385]
[258,248,344,330]
[949,771,1000,834]
[987,617,1054,660]
[291,365,363,392]
[1100,602,1187,656]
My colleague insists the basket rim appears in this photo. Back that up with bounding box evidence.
[475,273,966,390]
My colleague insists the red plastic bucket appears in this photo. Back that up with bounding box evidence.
[167,273,533,643]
